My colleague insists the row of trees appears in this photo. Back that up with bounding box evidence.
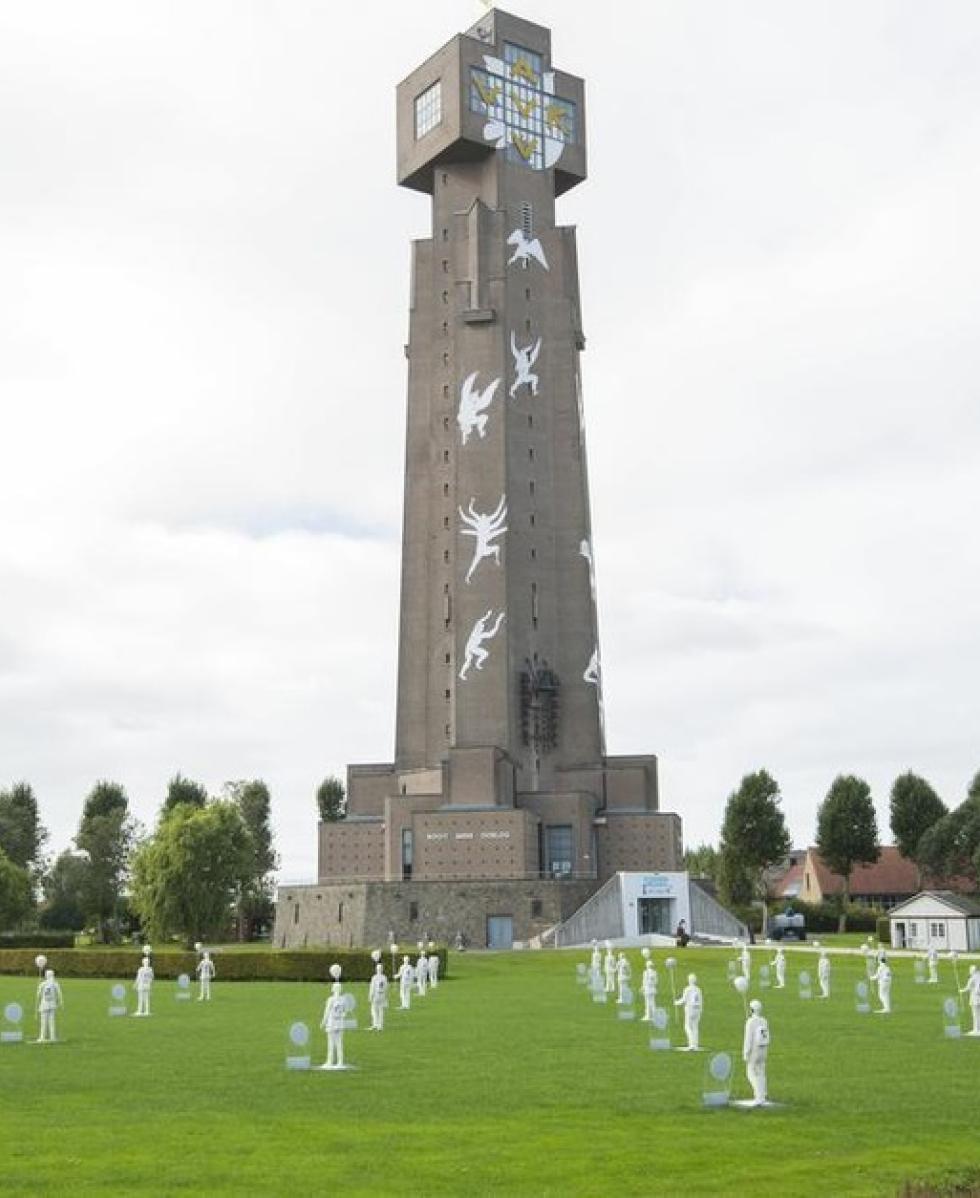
[686,768,980,932]
[0,775,281,944]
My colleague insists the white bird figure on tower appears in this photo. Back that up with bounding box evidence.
[457,372,501,445]
[459,495,508,584]
[509,332,542,398]
[459,610,506,681]
[507,228,549,270]
[584,647,600,688]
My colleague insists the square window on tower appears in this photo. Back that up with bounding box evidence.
[414,81,442,140]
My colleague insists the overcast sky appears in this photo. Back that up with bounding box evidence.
[2,1,978,881]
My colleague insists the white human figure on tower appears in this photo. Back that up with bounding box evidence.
[428,952,439,988]
[133,956,154,1017]
[960,965,980,1036]
[772,948,786,989]
[616,953,632,1004]
[674,973,703,1051]
[320,982,346,1069]
[36,969,63,1043]
[603,944,616,994]
[416,953,428,997]
[871,956,892,1013]
[583,648,600,688]
[457,372,501,445]
[506,228,549,271]
[369,963,388,1031]
[740,944,751,980]
[196,950,215,1001]
[459,496,507,584]
[640,961,658,1022]
[817,950,831,998]
[927,946,939,984]
[459,610,505,680]
[396,955,414,1010]
[509,332,542,398]
[742,999,770,1106]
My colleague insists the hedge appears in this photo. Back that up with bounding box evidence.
[0,931,75,949]
[877,916,892,944]
[0,946,449,983]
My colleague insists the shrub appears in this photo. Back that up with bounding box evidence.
[0,946,449,982]
[877,915,891,944]
[0,931,75,949]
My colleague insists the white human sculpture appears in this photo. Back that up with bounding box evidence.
[416,954,428,997]
[459,610,505,680]
[871,957,892,1013]
[603,946,617,994]
[457,372,501,445]
[640,962,658,1022]
[396,955,414,1010]
[772,948,786,989]
[960,965,980,1036]
[459,496,507,584]
[590,940,602,974]
[616,953,632,1004]
[428,953,439,988]
[196,950,215,1001]
[369,964,388,1031]
[133,956,154,1017]
[742,999,770,1106]
[506,228,549,271]
[320,982,346,1069]
[674,973,703,1051]
[818,950,831,999]
[927,946,939,984]
[579,539,596,599]
[740,944,751,980]
[583,648,600,688]
[35,969,63,1043]
[509,332,542,399]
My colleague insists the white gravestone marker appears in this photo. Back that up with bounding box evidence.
[855,980,871,1014]
[286,1021,312,1070]
[758,964,771,990]
[108,983,127,1017]
[914,959,926,985]
[175,974,192,1001]
[2,1001,24,1044]
[341,993,358,1032]
[703,1052,733,1108]
[943,996,962,1039]
[617,984,635,1020]
[648,1007,671,1051]
[798,970,812,1001]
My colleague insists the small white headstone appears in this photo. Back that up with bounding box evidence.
[943,997,961,1039]
[341,992,358,1031]
[1,1001,24,1044]
[798,970,812,1000]
[108,983,127,1017]
[648,1007,671,1050]
[703,1052,733,1107]
[175,973,191,1001]
[286,1021,311,1069]
[855,980,870,1014]
[759,965,771,989]
[914,959,926,985]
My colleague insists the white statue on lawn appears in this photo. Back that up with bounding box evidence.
[396,956,414,1010]
[818,950,831,999]
[640,961,658,1022]
[742,999,770,1106]
[416,954,428,997]
[36,969,63,1043]
[740,944,751,980]
[133,955,154,1017]
[772,947,786,989]
[196,950,215,1001]
[428,952,440,988]
[960,964,980,1036]
[927,946,939,984]
[590,940,601,974]
[369,963,388,1031]
[674,973,703,1051]
[616,953,632,1004]
[320,982,346,1069]
[603,945,616,994]
[870,956,892,1013]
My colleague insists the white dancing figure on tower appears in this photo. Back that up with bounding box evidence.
[459,610,505,680]
[457,372,501,445]
[506,227,549,270]
[460,496,507,584]
[509,332,542,398]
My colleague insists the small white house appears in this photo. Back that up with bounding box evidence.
[887,891,980,952]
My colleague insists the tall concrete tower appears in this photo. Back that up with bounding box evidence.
[306,10,682,948]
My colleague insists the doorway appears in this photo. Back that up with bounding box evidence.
[487,915,514,949]
[638,897,673,936]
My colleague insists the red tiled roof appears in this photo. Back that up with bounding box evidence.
[773,860,803,897]
[804,846,973,898]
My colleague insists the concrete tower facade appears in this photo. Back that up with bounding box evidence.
[279,10,682,950]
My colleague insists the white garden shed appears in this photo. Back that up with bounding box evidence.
[887,891,980,952]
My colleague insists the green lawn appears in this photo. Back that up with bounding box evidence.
[0,947,977,1195]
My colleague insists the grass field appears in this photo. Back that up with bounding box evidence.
[1,946,978,1196]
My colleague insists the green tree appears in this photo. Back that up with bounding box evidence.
[163,773,208,814]
[683,843,720,882]
[815,774,880,930]
[39,851,89,931]
[718,770,791,933]
[0,847,33,931]
[131,801,253,945]
[76,780,136,942]
[225,780,278,940]
[889,771,946,879]
[316,775,346,822]
[916,773,980,888]
[0,781,48,881]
